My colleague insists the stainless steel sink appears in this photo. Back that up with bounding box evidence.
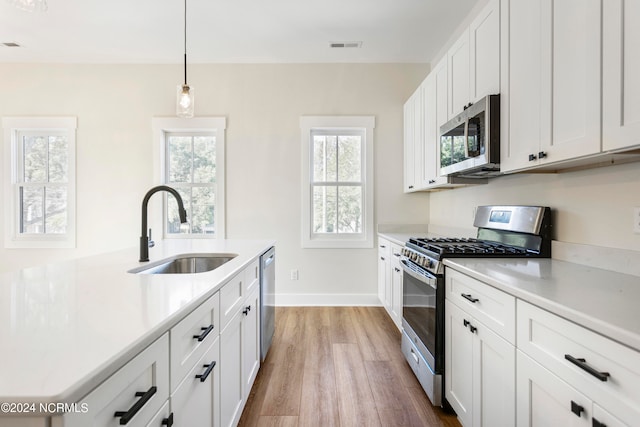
[130,253,237,274]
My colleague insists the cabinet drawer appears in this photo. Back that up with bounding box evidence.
[220,272,244,331]
[243,258,259,296]
[170,291,220,392]
[446,268,516,344]
[517,300,640,423]
[378,238,391,258]
[61,334,169,427]
[390,243,403,268]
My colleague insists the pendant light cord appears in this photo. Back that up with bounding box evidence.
[183,0,187,86]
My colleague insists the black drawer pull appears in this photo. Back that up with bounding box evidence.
[243,305,252,315]
[592,418,607,427]
[162,413,174,426]
[193,325,214,342]
[461,293,479,303]
[114,386,157,425]
[570,400,584,417]
[564,354,610,382]
[195,361,216,382]
[463,319,470,327]
[469,324,477,334]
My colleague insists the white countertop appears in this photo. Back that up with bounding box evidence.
[0,239,274,404]
[444,258,640,352]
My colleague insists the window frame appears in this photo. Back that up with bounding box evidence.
[152,117,226,239]
[3,116,77,249]
[300,116,375,249]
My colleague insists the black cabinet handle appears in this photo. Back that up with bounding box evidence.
[380,256,386,261]
[393,252,401,258]
[408,185,414,189]
[243,305,252,315]
[564,354,610,382]
[428,179,436,184]
[394,267,401,273]
[193,325,214,342]
[529,153,537,161]
[538,151,547,159]
[570,400,584,417]
[114,386,157,425]
[469,325,477,334]
[463,319,470,328]
[461,293,479,303]
[379,245,386,249]
[592,418,607,427]
[195,361,217,382]
[162,413,174,427]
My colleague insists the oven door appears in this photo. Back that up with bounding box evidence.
[401,259,440,369]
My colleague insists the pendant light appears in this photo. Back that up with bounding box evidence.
[176,0,194,118]
[7,0,48,12]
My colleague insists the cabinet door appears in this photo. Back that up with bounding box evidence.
[241,288,261,400]
[423,59,450,187]
[500,0,543,172]
[603,0,640,151]
[445,300,474,427]
[220,311,243,427]
[469,0,500,102]
[473,319,515,427]
[517,351,590,427]
[377,253,389,308]
[171,338,221,427]
[448,29,470,118]
[539,0,601,163]
[404,93,417,192]
[389,246,403,330]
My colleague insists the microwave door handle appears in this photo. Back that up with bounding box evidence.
[463,119,470,159]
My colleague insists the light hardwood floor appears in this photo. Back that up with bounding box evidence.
[238,306,461,427]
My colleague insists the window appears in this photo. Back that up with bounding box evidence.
[152,118,225,239]
[3,117,77,248]
[300,116,375,248]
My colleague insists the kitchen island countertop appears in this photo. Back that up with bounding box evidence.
[0,239,274,405]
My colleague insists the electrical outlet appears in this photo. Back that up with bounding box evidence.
[634,207,640,234]
[290,269,299,280]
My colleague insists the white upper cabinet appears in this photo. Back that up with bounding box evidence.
[603,0,640,151]
[422,58,450,187]
[469,0,501,103]
[403,86,423,192]
[501,0,602,173]
[448,28,471,119]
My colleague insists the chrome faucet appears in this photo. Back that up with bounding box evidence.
[140,185,188,262]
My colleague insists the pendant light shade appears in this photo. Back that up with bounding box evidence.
[7,0,48,12]
[176,0,194,118]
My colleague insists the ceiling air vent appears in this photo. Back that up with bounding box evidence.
[2,42,21,47]
[330,41,362,49]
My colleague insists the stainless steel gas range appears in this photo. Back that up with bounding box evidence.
[400,205,553,407]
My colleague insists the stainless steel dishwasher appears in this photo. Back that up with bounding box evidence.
[260,247,275,360]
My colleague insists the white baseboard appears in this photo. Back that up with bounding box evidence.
[275,293,382,306]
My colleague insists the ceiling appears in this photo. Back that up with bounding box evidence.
[0,0,478,64]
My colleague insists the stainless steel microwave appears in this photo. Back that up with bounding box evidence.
[439,94,500,177]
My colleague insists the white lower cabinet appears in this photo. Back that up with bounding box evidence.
[171,338,221,427]
[377,237,403,330]
[241,288,261,399]
[517,350,591,427]
[57,333,170,427]
[220,310,244,427]
[445,299,515,427]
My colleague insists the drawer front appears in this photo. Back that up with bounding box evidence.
[220,272,244,330]
[243,258,259,296]
[446,268,516,344]
[517,300,640,423]
[378,238,391,257]
[170,291,220,392]
[62,334,169,427]
[390,243,403,269]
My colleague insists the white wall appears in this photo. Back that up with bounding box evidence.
[0,63,431,304]
[429,164,640,252]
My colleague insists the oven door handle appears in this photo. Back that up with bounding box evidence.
[400,260,438,290]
